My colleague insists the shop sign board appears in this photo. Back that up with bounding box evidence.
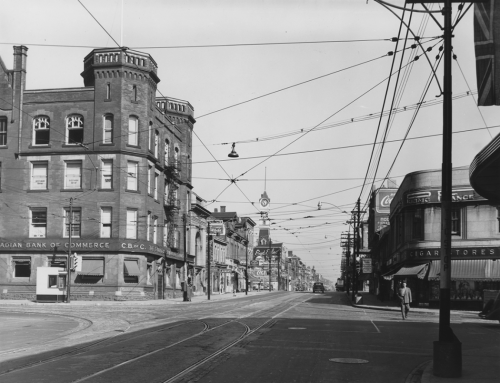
[207,220,225,236]
[253,246,282,259]
[404,188,485,207]
[408,247,500,259]
[362,258,372,274]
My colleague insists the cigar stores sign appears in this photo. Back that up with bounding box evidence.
[407,247,499,260]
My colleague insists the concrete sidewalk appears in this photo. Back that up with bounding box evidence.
[0,290,274,306]
[349,291,498,383]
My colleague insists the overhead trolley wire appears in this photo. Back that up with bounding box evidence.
[195,38,440,120]
[0,36,436,50]
[359,3,409,200]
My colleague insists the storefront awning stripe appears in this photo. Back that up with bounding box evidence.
[79,259,104,276]
[428,260,500,281]
[124,260,141,276]
[382,266,402,280]
[393,263,429,280]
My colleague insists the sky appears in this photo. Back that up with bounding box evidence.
[1,0,498,283]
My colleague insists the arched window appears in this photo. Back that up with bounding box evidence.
[174,147,179,166]
[195,232,202,264]
[66,115,84,145]
[148,122,152,150]
[154,130,159,158]
[164,139,170,166]
[33,116,50,145]
[133,85,137,102]
[128,116,138,146]
[103,114,113,144]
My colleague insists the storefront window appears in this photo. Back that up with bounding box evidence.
[451,208,461,236]
[411,208,423,240]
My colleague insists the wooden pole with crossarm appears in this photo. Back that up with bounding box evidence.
[405,0,487,377]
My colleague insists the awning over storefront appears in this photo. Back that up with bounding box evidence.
[382,263,428,280]
[124,260,141,276]
[428,260,500,281]
[79,259,104,276]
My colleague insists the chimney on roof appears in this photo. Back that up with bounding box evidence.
[214,208,218,213]
[221,206,226,213]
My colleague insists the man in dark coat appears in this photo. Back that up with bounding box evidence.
[397,281,412,319]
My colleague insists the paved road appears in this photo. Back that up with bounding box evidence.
[0,292,498,383]
[0,312,83,354]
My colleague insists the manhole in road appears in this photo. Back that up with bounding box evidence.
[288,327,306,330]
[329,358,369,364]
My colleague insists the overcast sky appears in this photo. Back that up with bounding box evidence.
[1,0,497,282]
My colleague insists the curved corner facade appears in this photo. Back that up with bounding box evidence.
[380,167,500,310]
[470,131,500,202]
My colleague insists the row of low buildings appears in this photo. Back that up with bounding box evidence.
[0,46,320,301]
[342,165,500,311]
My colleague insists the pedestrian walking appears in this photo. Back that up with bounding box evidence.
[397,281,412,319]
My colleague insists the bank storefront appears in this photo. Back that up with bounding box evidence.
[0,238,188,301]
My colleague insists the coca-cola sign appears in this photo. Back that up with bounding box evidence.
[375,189,396,213]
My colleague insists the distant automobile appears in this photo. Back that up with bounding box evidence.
[312,282,325,293]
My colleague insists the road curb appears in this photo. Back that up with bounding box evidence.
[405,360,432,383]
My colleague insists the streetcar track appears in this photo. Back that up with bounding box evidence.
[70,296,302,382]
[161,296,309,383]
[0,294,296,378]
[0,296,268,362]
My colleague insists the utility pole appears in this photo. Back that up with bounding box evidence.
[268,237,272,292]
[66,197,73,303]
[207,221,211,301]
[245,229,248,296]
[162,250,167,300]
[277,248,280,291]
[183,213,189,302]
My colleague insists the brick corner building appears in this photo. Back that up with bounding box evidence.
[0,46,201,301]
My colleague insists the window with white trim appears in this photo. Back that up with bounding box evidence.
[174,146,179,166]
[126,209,137,239]
[127,161,138,190]
[101,159,112,189]
[153,216,158,244]
[147,211,151,241]
[148,122,152,151]
[29,208,47,238]
[101,207,112,238]
[0,117,7,146]
[154,171,159,200]
[163,221,168,247]
[451,208,461,236]
[65,161,82,189]
[154,130,159,158]
[128,116,138,146]
[66,115,84,145]
[164,139,170,166]
[31,162,48,190]
[64,207,81,238]
[103,115,113,144]
[147,164,152,194]
[33,116,50,145]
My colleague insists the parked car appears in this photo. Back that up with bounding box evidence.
[313,282,325,293]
